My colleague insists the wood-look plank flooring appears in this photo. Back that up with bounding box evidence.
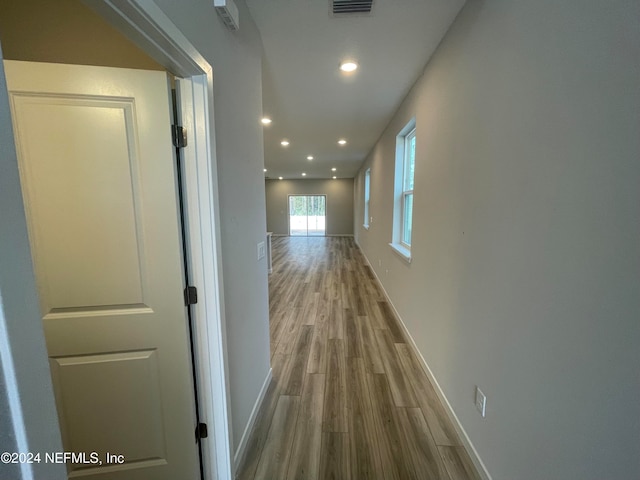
[237,236,482,480]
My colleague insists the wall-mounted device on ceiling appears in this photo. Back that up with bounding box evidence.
[214,0,240,31]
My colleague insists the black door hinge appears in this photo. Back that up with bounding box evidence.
[195,422,208,442]
[172,125,187,148]
[184,286,198,306]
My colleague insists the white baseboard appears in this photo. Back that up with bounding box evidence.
[271,233,353,238]
[233,368,272,475]
[273,234,354,237]
[356,243,492,480]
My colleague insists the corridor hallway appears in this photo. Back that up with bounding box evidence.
[237,236,481,480]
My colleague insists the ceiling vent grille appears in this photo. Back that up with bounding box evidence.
[214,0,240,31]
[331,0,374,16]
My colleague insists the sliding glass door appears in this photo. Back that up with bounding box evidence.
[289,195,326,236]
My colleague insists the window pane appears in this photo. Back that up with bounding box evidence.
[365,170,371,200]
[289,195,307,216]
[289,195,308,236]
[404,131,415,191]
[309,195,316,216]
[308,196,318,233]
[364,169,371,225]
[307,196,325,236]
[402,193,413,245]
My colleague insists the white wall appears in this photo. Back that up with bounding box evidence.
[354,1,640,479]
[151,0,271,456]
[0,46,66,480]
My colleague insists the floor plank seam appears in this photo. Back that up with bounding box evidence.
[239,236,483,480]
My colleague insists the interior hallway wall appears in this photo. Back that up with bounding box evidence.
[0,359,19,480]
[0,0,163,70]
[354,0,640,479]
[265,178,354,235]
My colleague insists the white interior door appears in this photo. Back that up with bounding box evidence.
[4,60,200,480]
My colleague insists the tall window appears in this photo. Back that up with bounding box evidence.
[390,119,416,262]
[363,168,371,229]
[401,129,415,246]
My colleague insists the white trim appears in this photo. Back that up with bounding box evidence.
[88,1,232,479]
[392,118,416,248]
[400,127,415,247]
[355,239,492,480]
[271,233,354,237]
[85,0,209,77]
[233,368,273,472]
[177,77,232,480]
[389,242,412,264]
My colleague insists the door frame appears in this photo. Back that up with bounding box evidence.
[0,2,232,478]
[287,194,328,236]
[80,1,232,479]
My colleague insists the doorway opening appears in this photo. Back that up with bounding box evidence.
[288,195,326,236]
[0,1,232,479]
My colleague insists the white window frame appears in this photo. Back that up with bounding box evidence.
[400,128,415,248]
[390,119,416,263]
[363,168,371,229]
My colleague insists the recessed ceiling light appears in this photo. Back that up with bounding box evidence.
[340,61,358,73]
[263,168,267,172]
[278,176,283,180]
[281,140,290,146]
[332,176,337,179]
[302,173,306,176]
[261,117,272,125]
[307,155,314,161]
[331,167,337,171]
[338,139,347,145]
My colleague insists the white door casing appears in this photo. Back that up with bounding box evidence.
[67,2,234,477]
[5,60,200,480]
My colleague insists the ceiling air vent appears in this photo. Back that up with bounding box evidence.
[331,0,374,16]
[214,0,240,31]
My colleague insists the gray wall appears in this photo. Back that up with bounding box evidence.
[0,358,19,480]
[354,1,640,479]
[265,178,354,235]
[0,0,272,468]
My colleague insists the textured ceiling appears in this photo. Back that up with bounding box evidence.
[246,0,465,179]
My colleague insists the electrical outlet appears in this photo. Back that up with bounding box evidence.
[378,259,382,267]
[257,241,265,260]
[475,386,487,417]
